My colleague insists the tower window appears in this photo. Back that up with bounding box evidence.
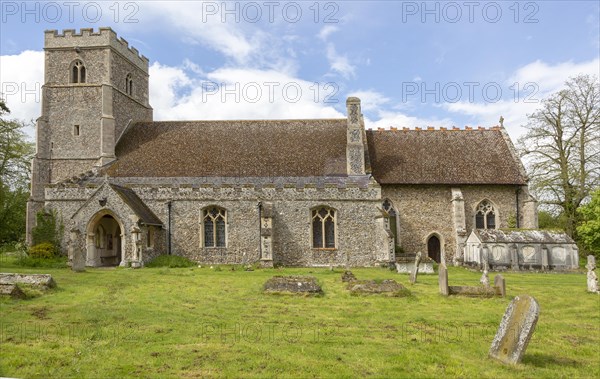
[73,125,80,136]
[125,74,133,96]
[71,60,86,83]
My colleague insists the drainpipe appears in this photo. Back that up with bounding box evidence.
[167,201,172,255]
[515,187,520,228]
[257,201,262,258]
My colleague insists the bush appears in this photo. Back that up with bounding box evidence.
[146,255,196,268]
[28,242,59,259]
[31,210,63,250]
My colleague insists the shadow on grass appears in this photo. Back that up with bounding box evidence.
[522,353,579,368]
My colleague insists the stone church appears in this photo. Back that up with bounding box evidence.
[26,28,539,268]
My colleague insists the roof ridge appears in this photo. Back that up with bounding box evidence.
[367,126,503,131]
[135,118,347,123]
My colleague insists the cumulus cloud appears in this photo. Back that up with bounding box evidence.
[325,44,356,79]
[443,58,600,138]
[149,62,344,120]
[0,50,44,136]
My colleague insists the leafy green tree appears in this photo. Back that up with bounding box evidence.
[577,189,600,258]
[518,75,600,237]
[0,100,34,243]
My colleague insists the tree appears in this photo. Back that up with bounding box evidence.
[577,189,600,258]
[518,75,600,237]
[0,100,34,243]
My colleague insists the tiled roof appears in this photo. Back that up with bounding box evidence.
[106,120,348,178]
[366,128,527,185]
[472,229,576,244]
[110,184,163,226]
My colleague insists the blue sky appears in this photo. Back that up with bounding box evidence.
[1,1,598,139]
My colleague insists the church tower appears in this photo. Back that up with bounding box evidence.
[27,27,153,243]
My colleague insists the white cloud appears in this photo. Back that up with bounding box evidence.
[326,43,356,79]
[0,50,44,136]
[347,90,389,112]
[149,62,344,121]
[443,58,600,139]
[318,26,339,41]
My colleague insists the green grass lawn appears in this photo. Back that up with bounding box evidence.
[1,254,599,378]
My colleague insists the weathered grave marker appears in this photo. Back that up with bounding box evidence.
[586,255,599,293]
[489,295,540,364]
[439,263,449,296]
[480,261,490,287]
[409,252,422,284]
[494,275,506,297]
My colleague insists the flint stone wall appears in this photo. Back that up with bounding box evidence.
[44,181,387,267]
[381,184,527,261]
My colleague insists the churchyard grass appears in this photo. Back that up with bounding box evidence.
[0,254,598,378]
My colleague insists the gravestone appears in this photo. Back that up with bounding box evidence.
[586,255,599,293]
[71,229,85,272]
[489,295,540,364]
[494,274,506,297]
[409,252,422,284]
[480,262,490,287]
[439,263,449,296]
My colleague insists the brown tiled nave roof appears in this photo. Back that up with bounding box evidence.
[106,120,527,185]
[366,128,527,185]
[106,120,348,178]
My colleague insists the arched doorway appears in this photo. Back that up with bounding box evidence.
[87,212,123,267]
[427,235,441,263]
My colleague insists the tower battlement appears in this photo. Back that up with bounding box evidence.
[44,27,148,72]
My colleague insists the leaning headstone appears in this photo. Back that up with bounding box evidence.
[586,255,599,293]
[439,263,449,296]
[409,252,422,284]
[489,295,540,364]
[494,274,506,297]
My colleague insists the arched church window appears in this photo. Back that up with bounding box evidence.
[125,73,133,96]
[312,207,336,248]
[71,60,86,83]
[475,200,496,229]
[203,207,226,247]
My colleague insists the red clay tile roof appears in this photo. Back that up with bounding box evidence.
[106,120,348,178]
[366,129,527,185]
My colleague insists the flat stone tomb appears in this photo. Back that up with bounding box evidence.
[263,276,323,296]
[489,295,540,364]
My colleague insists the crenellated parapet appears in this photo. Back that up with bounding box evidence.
[44,27,148,72]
